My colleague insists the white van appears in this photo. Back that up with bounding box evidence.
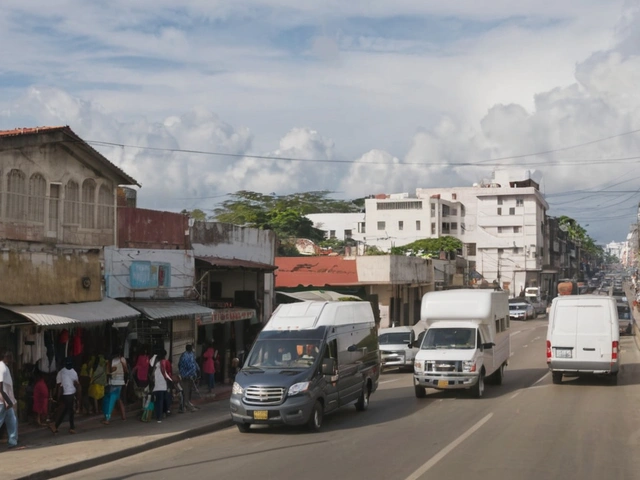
[379,326,417,372]
[546,295,620,385]
[230,301,380,432]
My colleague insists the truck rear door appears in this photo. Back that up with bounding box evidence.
[551,305,578,361]
[575,305,611,364]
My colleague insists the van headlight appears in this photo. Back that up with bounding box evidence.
[288,382,310,396]
[414,360,424,372]
[462,361,476,373]
[232,382,244,395]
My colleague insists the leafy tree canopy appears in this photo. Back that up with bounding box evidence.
[390,236,463,257]
[180,208,208,221]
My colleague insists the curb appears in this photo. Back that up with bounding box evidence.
[15,416,235,480]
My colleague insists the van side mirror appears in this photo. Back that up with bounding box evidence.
[408,330,416,349]
[482,343,495,350]
[347,344,357,352]
[321,358,335,376]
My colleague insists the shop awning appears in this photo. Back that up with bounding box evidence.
[196,256,277,272]
[128,301,215,323]
[0,298,141,326]
[196,307,256,325]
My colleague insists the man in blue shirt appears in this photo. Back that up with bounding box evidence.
[178,344,200,412]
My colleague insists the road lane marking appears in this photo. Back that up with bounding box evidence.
[404,413,493,480]
[511,331,522,337]
[533,336,541,341]
[533,372,549,386]
[509,352,515,357]
[379,379,400,385]
[510,391,521,399]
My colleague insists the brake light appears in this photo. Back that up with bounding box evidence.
[612,341,619,362]
[546,340,552,363]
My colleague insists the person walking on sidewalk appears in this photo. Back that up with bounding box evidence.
[178,344,200,412]
[50,358,80,434]
[102,350,128,425]
[202,343,218,393]
[150,350,172,423]
[0,351,19,449]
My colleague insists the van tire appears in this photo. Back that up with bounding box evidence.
[552,372,563,384]
[307,401,323,431]
[491,364,504,385]
[355,383,370,411]
[471,370,485,398]
[236,423,251,433]
[415,385,427,398]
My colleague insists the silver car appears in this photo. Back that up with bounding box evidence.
[509,302,535,321]
[379,326,416,372]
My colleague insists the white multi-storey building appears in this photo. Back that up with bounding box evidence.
[306,212,365,243]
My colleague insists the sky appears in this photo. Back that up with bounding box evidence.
[1,0,640,244]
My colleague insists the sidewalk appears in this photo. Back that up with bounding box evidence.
[2,384,234,480]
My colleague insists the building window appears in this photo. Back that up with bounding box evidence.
[442,205,450,217]
[398,221,404,231]
[97,184,114,229]
[328,230,336,239]
[451,208,458,216]
[344,229,352,239]
[431,222,436,235]
[540,247,544,257]
[452,193,457,200]
[509,207,515,215]
[442,222,450,234]
[451,222,458,231]
[64,180,80,224]
[497,226,503,234]
[516,198,524,207]
[497,208,502,215]
[377,221,385,231]
[416,220,421,231]
[513,247,520,254]
[358,222,366,234]
[430,203,436,216]
[6,169,27,221]
[81,179,96,228]
[514,226,521,234]
[376,201,423,210]
[461,222,465,234]
[498,248,504,255]
[497,198,503,205]
[28,173,46,223]
[466,243,476,256]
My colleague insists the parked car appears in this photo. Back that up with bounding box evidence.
[509,301,535,320]
[617,303,633,335]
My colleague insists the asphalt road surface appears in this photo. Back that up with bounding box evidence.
[63,316,640,480]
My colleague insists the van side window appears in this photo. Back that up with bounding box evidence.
[325,339,337,361]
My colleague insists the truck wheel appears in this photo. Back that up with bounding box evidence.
[492,364,504,386]
[552,372,563,384]
[471,371,485,398]
[307,401,324,431]
[236,423,251,433]
[355,384,370,411]
[414,385,427,398]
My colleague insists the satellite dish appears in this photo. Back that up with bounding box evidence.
[559,224,568,232]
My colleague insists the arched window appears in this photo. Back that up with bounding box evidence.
[28,173,46,223]
[65,180,80,224]
[81,179,96,229]
[97,184,114,229]
[6,169,27,221]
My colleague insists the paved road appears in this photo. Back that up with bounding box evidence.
[63,316,640,480]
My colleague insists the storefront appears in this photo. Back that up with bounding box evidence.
[0,298,141,423]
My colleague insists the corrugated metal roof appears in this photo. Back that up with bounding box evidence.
[275,257,359,288]
[128,301,215,320]
[196,256,277,271]
[0,298,141,326]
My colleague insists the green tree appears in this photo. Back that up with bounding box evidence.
[180,208,208,221]
[365,246,387,256]
[391,236,463,257]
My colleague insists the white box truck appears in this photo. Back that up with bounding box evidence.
[230,301,380,432]
[412,289,511,398]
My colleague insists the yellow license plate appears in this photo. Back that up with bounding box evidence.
[253,410,268,420]
[438,380,449,388]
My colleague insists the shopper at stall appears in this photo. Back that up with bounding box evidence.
[202,342,218,393]
[88,355,106,415]
[150,350,172,423]
[132,347,150,389]
[32,370,50,426]
[102,350,128,425]
[50,358,80,434]
[0,351,18,449]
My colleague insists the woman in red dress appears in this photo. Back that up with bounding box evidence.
[33,371,50,426]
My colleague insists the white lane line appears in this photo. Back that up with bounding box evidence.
[404,413,493,480]
[533,372,549,386]
[510,391,521,399]
[509,352,515,357]
[379,379,400,385]
[533,336,541,341]
[510,330,523,337]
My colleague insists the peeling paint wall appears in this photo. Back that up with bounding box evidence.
[118,208,189,249]
[0,249,102,305]
[190,222,276,265]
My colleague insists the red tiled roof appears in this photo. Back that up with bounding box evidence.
[197,256,277,271]
[0,125,140,186]
[275,256,359,288]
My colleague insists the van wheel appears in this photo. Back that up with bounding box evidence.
[236,423,251,433]
[492,364,504,386]
[307,401,323,431]
[415,385,426,398]
[471,371,485,398]
[355,384,370,411]
[552,372,563,384]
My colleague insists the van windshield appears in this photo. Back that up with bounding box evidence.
[379,332,410,345]
[246,339,323,369]
[421,328,476,350]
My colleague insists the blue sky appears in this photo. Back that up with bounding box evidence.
[1,0,639,243]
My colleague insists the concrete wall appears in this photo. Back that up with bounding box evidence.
[0,249,102,305]
[118,208,189,249]
[356,255,433,285]
[104,247,196,299]
[191,221,276,265]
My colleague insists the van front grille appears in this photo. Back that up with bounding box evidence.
[244,386,285,405]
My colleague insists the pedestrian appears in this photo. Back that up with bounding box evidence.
[32,370,49,426]
[102,350,128,425]
[50,358,80,434]
[178,344,200,412]
[88,355,106,415]
[202,342,218,393]
[0,351,19,449]
[149,350,172,423]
